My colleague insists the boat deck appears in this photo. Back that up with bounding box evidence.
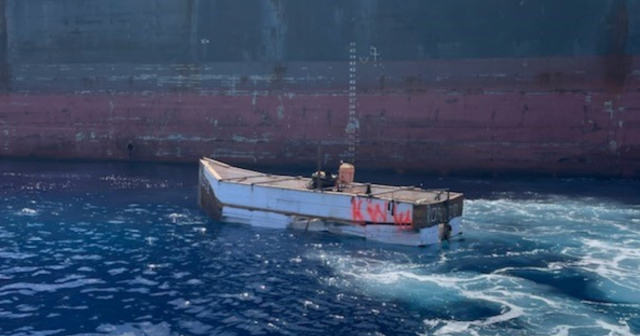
[202,158,462,205]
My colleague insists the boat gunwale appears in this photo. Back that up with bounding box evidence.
[200,158,463,205]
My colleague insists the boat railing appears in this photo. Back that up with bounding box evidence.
[368,185,419,197]
[220,174,270,182]
[249,176,303,185]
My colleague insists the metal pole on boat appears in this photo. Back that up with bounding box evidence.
[446,190,450,220]
[316,141,322,191]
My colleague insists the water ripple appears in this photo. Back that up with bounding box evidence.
[1,162,639,336]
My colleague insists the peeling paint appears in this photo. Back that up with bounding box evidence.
[345,118,360,133]
[211,149,258,162]
[277,95,285,120]
[232,134,271,144]
[154,73,330,88]
[604,100,614,119]
[252,91,258,106]
[484,90,511,95]
[1,121,8,153]
[277,105,285,120]
[227,75,238,96]
[138,135,217,142]
[2,56,640,177]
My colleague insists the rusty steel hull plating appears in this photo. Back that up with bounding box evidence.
[0,0,639,177]
[1,57,639,177]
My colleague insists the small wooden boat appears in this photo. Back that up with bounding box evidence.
[198,158,463,247]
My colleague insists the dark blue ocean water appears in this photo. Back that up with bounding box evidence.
[1,160,639,336]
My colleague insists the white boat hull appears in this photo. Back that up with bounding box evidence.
[198,158,464,247]
[220,205,463,247]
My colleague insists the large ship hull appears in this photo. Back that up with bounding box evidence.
[1,1,639,177]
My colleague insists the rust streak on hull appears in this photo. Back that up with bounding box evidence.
[1,56,639,177]
[1,0,640,177]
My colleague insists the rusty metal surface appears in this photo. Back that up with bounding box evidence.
[198,163,224,221]
[0,0,639,177]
